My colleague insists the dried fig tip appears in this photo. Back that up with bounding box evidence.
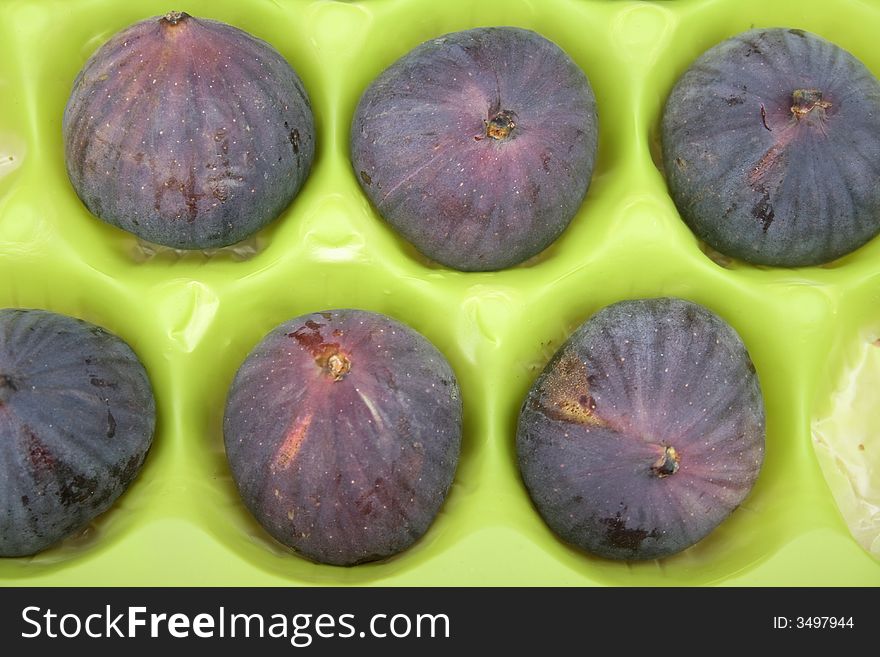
[485,109,517,140]
[791,88,831,122]
[160,11,190,26]
[324,352,351,381]
[651,445,680,478]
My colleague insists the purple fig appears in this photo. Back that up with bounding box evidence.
[0,309,155,556]
[662,28,880,266]
[224,309,461,566]
[63,11,315,249]
[351,27,598,271]
[517,298,765,560]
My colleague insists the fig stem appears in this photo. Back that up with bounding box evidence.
[161,11,190,26]
[326,353,351,381]
[651,445,680,478]
[790,88,831,123]
[485,110,517,140]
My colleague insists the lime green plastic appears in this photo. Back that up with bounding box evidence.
[1,0,880,586]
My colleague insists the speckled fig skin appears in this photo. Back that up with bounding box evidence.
[517,298,765,560]
[223,309,461,566]
[63,11,314,249]
[351,27,597,271]
[662,28,880,266]
[0,309,155,557]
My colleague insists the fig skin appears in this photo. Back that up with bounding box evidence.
[351,27,598,271]
[223,309,461,566]
[517,298,765,560]
[0,309,155,557]
[662,28,880,266]
[63,11,315,250]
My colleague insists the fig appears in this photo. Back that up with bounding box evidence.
[516,298,765,560]
[0,309,155,557]
[350,27,598,271]
[662,28,880,266]
[63,11,315,250]
[223,309,461,565]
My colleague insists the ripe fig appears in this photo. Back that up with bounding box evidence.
[223,309,461,566]
[63,11,315,250]
[662,28,880,266]
[517,298,765,560]
[351,27,598,271]
[0,309,155,557]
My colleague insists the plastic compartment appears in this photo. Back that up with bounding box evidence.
[1,0,879,586]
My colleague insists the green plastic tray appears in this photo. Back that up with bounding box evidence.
[1,0,879,586]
